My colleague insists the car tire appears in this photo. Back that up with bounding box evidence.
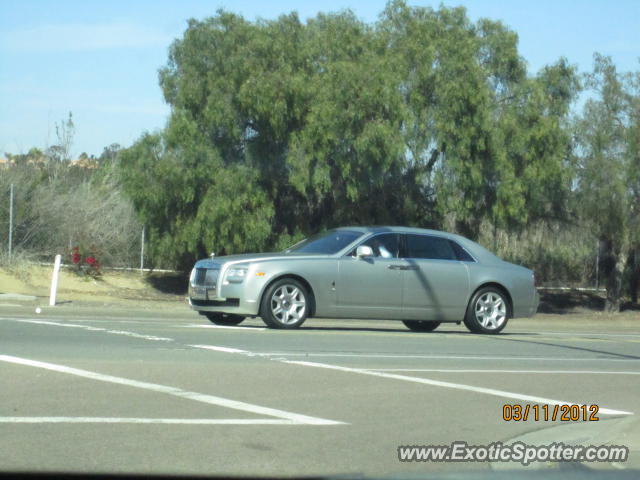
[402,320,441,332]
[260,278,310,329]
[463,287,509,334]
[205,313,245,326]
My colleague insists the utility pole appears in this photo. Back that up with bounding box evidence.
[140,226,145,274]
[8,183,14,261]
[595,238,599,290]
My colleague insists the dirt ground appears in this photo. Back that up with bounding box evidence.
[0,264,187,307]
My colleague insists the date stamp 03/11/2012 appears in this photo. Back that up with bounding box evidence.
[503,404,599,422]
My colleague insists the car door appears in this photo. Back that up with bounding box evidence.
[336,233,405,319]
[401,234,470,321]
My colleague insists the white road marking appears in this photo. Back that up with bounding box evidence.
[0,417,302,425]
[1,318,173,342]
[372,369,640,375]
[182,345,634,416]
[184,324,267,331]
[5,317,636,417]
[190,344,250,354]
[522,331,640,339]
[280,360,633,416]
[0,355,344,426]
[255,352,640,362]
[284,360,633,415]
[3,318,105,331]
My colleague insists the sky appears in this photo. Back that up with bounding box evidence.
[0,0,638,158]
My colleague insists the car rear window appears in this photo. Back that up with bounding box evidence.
[449,240,476,262]
[405,234,456,260]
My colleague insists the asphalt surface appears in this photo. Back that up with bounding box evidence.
[1,302,639,477]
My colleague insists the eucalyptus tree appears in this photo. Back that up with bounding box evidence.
[118,1,580,271]
[575,54,640,311]
[377,1,579,240]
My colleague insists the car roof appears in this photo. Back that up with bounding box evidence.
[334,226,503,264]
[336,225,454,237]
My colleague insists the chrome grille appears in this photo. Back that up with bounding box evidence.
[194,268,218,287]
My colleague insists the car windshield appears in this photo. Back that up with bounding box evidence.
[285,230,363,254]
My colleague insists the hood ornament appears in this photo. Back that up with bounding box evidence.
[210,252,216,258]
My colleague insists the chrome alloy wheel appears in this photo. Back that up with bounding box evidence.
[270,284,307,325]
[474,292,507,330]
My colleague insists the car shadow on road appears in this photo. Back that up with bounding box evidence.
[484,335,640,360]
[293,325,538,336]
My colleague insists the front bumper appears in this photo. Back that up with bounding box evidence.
[187,297,259,316]
[188,277,261,316]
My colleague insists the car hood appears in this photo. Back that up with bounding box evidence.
[193,252,329,268]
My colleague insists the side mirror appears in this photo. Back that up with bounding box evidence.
[356,245,374,258]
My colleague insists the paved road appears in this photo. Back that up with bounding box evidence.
[1,304,639,476]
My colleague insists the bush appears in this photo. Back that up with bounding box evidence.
[1,163,142,269]
[478,221,598,287]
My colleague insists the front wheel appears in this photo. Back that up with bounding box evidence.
[402,320,441,332]
[260,278,310,329]
[205,313,245,326]
[463,287,509,334]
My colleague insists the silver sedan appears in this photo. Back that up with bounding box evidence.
[188,226,539,334]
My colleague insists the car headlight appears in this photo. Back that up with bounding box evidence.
[225,266,248,283]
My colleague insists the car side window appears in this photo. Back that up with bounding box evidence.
[405,234,456,260]
[449,240,475,262]
[350,233,400,258]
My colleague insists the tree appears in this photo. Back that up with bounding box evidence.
[99,143,122,164]
[119,1,579,270]
[46,112,75,163]
[377,1,578,240]
[118,133,274,269]
[575,54,640,311]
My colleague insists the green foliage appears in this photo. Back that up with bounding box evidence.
[574,54,640,309]
[120,1,580,270]
[117,0,638,310]
[118,133,274,268]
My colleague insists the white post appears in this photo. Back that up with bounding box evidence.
[8,183,13,261]
[49,254,62,306]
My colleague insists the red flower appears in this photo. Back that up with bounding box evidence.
[72,253,81,264]
[86,256,96,265]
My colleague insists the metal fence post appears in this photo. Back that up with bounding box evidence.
[140,226,145,274]
[8,183,13,261]
[595,239,599,290]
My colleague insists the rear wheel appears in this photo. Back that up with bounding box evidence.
[463,287,509,334]
[402,320,441,332]
[204,313,245,326]
[260,278,310,329]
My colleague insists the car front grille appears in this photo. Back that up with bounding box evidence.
[194,268,218,287]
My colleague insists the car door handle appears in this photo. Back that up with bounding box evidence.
[387,265,419,271]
